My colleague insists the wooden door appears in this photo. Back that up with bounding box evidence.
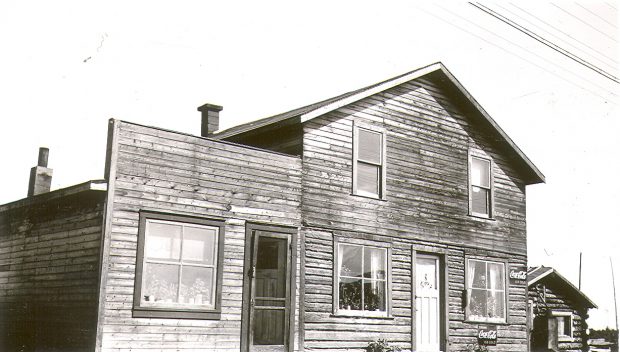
[416,254,441,352]
[248,231,292,352]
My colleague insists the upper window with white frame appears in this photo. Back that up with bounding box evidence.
[466,258,506,323]
[353,124,386,199]
[469,155,492,218]
[133,212,225,319]
[335,240,390,317]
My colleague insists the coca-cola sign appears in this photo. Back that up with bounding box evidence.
[509,265,528,285]
[478,325,497,346]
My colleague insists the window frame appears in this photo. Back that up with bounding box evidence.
[468,152,494,219]
[464,257,508,324]
[332,236,392,318]
[551,311,574,340]
[132,211,225,319]
[352,122,387,199]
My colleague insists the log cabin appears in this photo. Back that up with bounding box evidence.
[0,62,545,352]
[527,266,597,352]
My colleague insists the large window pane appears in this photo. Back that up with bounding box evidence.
[471,158,490,187]
[182,226,217,264]
[470,288,486,317]
[340,244,362,277]
[358,129,382,164]
[470,260,487,289]
[256,237,287,299]
[357,162,380,196]
[339,277,362,310]
[487,291,505,318]
[363,247,386,280]
[471,187,489,215]
[180,266,214,307]
[142,262,179,304]
[364,281,386,311]
[145,222,181,260]
[487,263,505,290]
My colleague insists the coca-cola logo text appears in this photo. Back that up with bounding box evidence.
[509,270,527,280]
[478,330,497,339]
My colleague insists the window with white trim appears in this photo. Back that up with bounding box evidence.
[133,212,224,319]
[552,311,573,339]
[466,258,506,323]
[469,155,492,217]
[335,241,390,316]
[353,125,386,198]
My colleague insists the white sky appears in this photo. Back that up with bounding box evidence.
[0,1,618,329]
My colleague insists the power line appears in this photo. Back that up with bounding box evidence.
[511,4,619,68]
[498,3,619,72]
[575,3,617,29]
[551,3,618,42]
[471,3,619,84]
[606,2,618,12]
[416,4,619,105]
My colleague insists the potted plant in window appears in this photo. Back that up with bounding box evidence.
[366,339,401,352]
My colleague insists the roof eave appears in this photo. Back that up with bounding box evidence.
[0,180,107,213]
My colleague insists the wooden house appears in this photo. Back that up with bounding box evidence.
[527,266,597,352]
[0,62,545,352]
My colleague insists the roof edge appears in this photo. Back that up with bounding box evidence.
[529,267,597,309]
[0,180,107,213]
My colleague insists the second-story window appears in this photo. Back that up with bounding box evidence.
[353,125,386,198]
[469,155,492,217]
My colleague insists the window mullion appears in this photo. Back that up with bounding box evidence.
[361,248,365,311]
[177,225,185,302]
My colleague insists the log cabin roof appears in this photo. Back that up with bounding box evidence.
[528,265,597,309]
[214,62,545,185]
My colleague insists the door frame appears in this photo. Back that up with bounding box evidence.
[241,222,298,352]
[411,246,449,352]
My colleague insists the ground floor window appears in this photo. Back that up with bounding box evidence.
[334,238,391,317]
[552,311,573,339]
[466,258,506,323]
[133,211,225,319]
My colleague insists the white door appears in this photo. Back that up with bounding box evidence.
[416,254,441,352]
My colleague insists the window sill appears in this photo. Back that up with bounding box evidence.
[559,336,574,342]
[331,312,393,320]
[351,193,387,202]
[133,307,222,320]
[468,213,496,222]
[464,318,507,325]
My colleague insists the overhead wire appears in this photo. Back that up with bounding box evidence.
[575,3,617,29]
[415,4,619,106]
[606,2,617,12]
[509,4,619,68]
[551,3,618,42]
[496,3,618,73]
[471,2,619,84]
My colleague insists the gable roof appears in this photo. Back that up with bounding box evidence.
[528,265,597,309]
[214,62,545,184]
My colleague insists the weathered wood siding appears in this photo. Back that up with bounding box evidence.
[97,120,302,351]
[301,76,529,351]
[0,192,104,351]
[529,282,589,352]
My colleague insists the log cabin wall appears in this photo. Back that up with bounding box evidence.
[300,75,529,351]
[0,191,105,351]
[96,120,302,351]
[528,283,589,352]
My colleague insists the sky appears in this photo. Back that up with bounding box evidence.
[0,1,618,329]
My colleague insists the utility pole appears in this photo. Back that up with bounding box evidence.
[579,252,582,290]
[611,257,618,330]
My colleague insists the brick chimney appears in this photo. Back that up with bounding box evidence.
[27,147,53,197]
[197,103,223,137]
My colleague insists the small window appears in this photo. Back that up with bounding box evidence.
[552,311,573,339]
[466,258,506,323]
[469,155,492,217]
[334,240,390,317]
[133,212,225,319]
[353,125,386,198]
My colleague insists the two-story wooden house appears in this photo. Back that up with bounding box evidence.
[0,62,544,352]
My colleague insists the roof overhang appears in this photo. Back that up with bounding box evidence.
[528,266,597,309]
[0,180,107,213]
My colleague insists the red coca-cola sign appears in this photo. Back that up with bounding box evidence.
[509,265,528,285]
[478,326,497,346]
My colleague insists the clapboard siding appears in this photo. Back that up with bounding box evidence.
[300,76,529,351]
[0,191,104,351]
[98,121,302,351]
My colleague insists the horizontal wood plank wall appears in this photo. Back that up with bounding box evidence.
[528,283,588,352]
[99,121,302,351]
[0,192,105,351]
[301,76,529,351]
